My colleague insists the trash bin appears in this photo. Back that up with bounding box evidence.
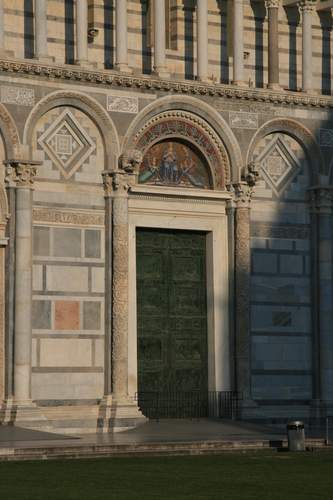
[286,421,306,451]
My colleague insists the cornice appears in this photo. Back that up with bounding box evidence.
[1,58,333,109]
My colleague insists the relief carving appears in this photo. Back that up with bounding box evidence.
[4,163,37,187]
[309,187,333,216]
[0,102,21,158]
[33,208,104,226]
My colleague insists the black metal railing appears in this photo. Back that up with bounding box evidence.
[133,391,243,421]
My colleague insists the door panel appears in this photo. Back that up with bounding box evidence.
[136,228,207,399]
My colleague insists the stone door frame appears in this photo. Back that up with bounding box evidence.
[128,184,231,397]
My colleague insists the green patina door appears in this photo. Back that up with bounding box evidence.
[136,228,208,416]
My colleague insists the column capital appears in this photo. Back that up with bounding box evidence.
[298,0,317,13]
[308,186,333,216]
[3,160,42,188]
[227,182,255,209]
[102,150,142,196]
[266,0,280,8]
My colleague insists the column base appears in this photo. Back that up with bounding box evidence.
[231,80,248,88]
[33,54,55,63]
[75,60,94,68]
[196,76,212,83]
[97,394,148,433]
[0,399,53,431]
[267,83,283,91]
[152,68,170,79]
[114,63,133,75]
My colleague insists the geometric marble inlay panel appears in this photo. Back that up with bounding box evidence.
[37,109,96,179]
[253,133,303,197]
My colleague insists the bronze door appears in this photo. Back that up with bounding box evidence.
[136,228,208,398]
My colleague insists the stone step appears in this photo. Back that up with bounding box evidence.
[0,439,330,462]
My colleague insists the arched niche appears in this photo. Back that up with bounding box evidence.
[133,111,229,190]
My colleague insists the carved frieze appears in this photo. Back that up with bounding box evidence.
[33,208,105,226]
[1,86,34,106]
[250,225,310,240]
[1,59,333,109]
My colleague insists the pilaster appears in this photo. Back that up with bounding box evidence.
[0,160,50,429]
[308,186,333,425]
[98,151,147,432]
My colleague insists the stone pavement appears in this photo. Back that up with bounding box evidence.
[0,419,329,461]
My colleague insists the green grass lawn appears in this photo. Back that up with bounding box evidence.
[0,452,332,499]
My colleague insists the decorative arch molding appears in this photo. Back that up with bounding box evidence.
[246,118,324,184]
[123,95,242,180]
[133,110,229,189]
[0,103,21,159]
[23,91,120,169]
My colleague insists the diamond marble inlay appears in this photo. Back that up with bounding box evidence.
[37,109,96,179]
[255,134,302,197]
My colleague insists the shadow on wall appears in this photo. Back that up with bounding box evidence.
[250,1,265,89]
[24,0,34,59]
[104,0,114,69]
[318,11,332,96]
[65,0,75,65]
[183,0,195,80]
[141,0,152,75]
[217,0,229,84]
[284,7,300,92]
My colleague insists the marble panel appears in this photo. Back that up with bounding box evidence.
[55,301,80,330]
[252,253,278,274]
[91,267,105,293]
[33,265,43,292]
[40,338,92,367]
[83,301,101,331]
[33,300,51,330]
[53,228,82,258]
[85,229,101,259]
[46,266,88,293]
[33,226,50,256]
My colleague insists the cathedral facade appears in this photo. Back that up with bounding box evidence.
[0,0,332,433]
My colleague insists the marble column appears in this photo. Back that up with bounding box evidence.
[98,151,147,432]
[115,0,132,74]
[298,0,317,93]
[232,0,245,86]
[266,0,280,89]
[309,187,333,404]
[0,160,49,428]
[34,0,53,62]
[197,0,209,81]
[76,0,89,66]
[0,180,9,404]
[153,0,169,77]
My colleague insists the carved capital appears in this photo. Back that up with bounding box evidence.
[308,186,333,216]
[298,0,317,14]
[4,161,39,188]
[102,170,136,197]
[265,0,280,8]
[227,182,255,209]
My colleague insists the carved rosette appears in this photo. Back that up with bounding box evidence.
[298,0,317,13]
[4,163,37,188]
[309,187,333,217]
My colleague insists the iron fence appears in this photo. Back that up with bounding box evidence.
[133,391,243,421]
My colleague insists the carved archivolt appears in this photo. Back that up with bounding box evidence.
[23,90,120,167]
[246,118,324,179]
[0,103,21,159]
[124,95,242,178]
[132,110,230,188]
